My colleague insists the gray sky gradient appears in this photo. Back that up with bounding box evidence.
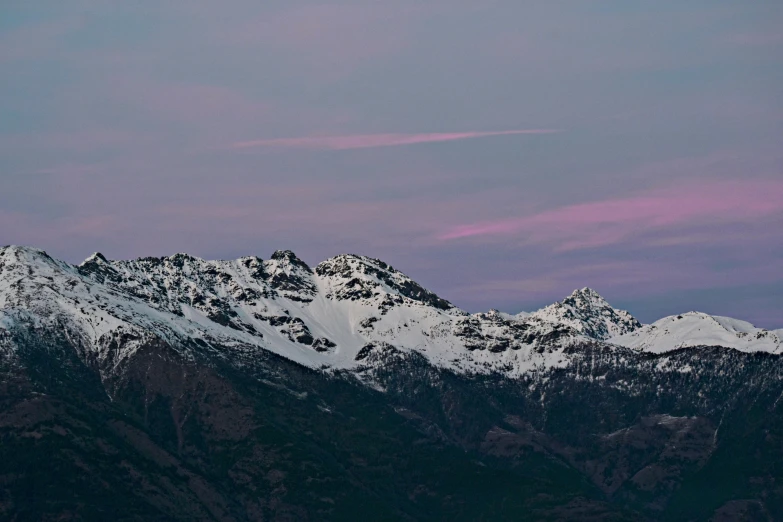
[1,1,782,326]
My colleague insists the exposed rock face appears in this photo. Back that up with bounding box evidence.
[2,244,782,520]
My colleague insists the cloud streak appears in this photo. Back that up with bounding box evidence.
[439,179,783,250]
[229,130,560,151]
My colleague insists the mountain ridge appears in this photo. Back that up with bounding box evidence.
[3,244,783,520]
[2,244,779,379]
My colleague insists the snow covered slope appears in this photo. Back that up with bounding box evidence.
[611,312,782,354]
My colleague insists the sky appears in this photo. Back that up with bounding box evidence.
[1,1,782,327]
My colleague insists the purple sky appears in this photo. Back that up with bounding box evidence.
[1,1,782,327]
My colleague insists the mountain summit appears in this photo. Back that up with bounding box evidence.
[530,287,642,340]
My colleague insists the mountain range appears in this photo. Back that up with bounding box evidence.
[1,245,781,521]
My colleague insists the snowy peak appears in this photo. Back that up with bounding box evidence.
[78,252,119,282]
[267,250,313,279]
[611,311,781,354]
[0,246,77,301]
[1,245,61,269]
[263,250,316,299]
[565,287,608,306]
[315,254,454,311]
[81,252,108,265]
[270,249,308,266]
[530,287,641,340]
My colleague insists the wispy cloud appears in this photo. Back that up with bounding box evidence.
[229,129,560,151]
[439,179,783,250]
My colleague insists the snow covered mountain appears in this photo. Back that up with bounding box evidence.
[0,246,620,379]
[0,245,779,383]
[611,311,782,354]
[3,244,783,520]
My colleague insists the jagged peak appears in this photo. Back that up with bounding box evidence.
[269,250,311,272]
[570,286,602,297]
[168,252,197,261]
[238,254,263,263]
[271,249,294,259]
[532,287,640,340]
[315,253,397,278]
[564,287,608,305]
[316,253,454,311]
[122,253,194,266]
[81,252,108,265]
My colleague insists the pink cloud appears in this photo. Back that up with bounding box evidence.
[229,129,560,151]
[439,179,783,250]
